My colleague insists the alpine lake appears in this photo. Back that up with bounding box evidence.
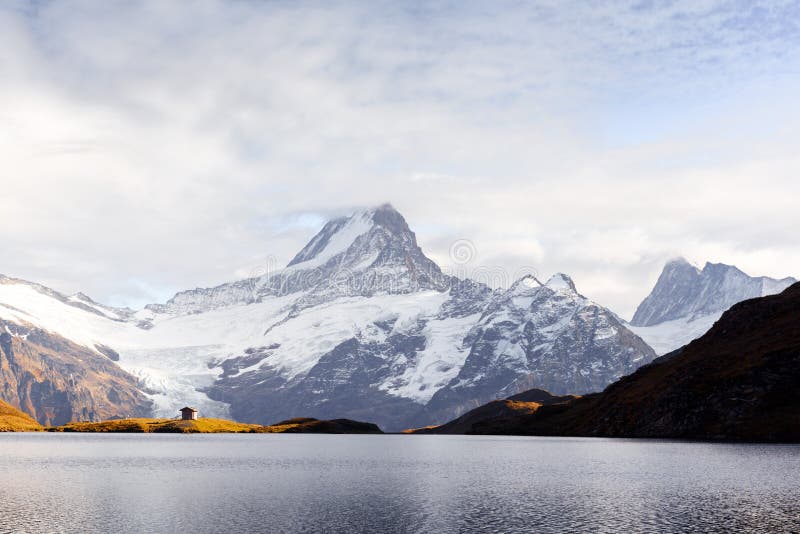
[0,433,798,533]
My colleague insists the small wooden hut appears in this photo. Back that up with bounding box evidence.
[179,407,198,421]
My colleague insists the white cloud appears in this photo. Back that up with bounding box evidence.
[0,0,798,316]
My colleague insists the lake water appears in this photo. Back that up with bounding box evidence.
[0,434,798,533]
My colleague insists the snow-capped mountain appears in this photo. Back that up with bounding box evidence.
[0,205,657,430]
[629,258,797,354]
[421,273,655,423]
[148,204,451,316]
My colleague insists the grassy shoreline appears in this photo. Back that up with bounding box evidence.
[0,397,384,434]
[44,416,383,434]
[0,401,44,432]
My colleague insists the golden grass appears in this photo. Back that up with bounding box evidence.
[48,416,381,434]
[50,417,263,433]
[0,400,43,432]
[0,415,43,432]
[401,425,438,434]
[504,400,543,414]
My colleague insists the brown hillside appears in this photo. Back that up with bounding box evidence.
[408,389,576,434]
[0,320,152,426]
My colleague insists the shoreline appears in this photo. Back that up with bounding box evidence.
[41,416,383,434]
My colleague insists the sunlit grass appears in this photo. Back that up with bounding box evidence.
[47,416,377,433]
[0,401,43,432]
[50,417,263,433]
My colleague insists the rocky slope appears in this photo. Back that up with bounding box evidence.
[418,274,655,425]
[423,282,800,441]
[629,258,795,354]
[0,319,152,426]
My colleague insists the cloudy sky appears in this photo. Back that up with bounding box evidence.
[1,0,799,318]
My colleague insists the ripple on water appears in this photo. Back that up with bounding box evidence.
[0,434,798,533]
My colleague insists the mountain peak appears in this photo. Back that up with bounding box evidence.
[505,273,581,300]
[701,261,746,277]
[545,273,577,293]
[666,256,697,268]
[664,256,700,274]
[275,203,451,300]
[666,256,690,266]
[370,202,397,214]
[286,210,374,268]
[508,275,542,294]
[631,258,796,327]
[286,204,409,269]
[146,204,451,314]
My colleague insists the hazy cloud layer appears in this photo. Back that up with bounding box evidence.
[1,0,799,317]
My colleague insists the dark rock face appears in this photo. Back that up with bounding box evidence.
[0,321,152,426]
[435,283,800,442]
[95,344,121,362]
[209,335,427,431]
[631,258,796,326]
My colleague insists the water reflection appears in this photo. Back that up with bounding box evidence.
[0,434,798,533]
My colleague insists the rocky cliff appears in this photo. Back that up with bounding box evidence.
[0,320,152,426]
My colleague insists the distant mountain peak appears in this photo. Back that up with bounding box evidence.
[372,202,397,213]
[282,204,452,298]
[156,204,453,314]
[507,275,542,294]
[702,261,734,271]
[506,273,579,297]
[663,256,699,272]
[631,258,797,328]
[286,210,373,268]
[286,204,412,269]
[544,273,577,293]
[665,256,690,266]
